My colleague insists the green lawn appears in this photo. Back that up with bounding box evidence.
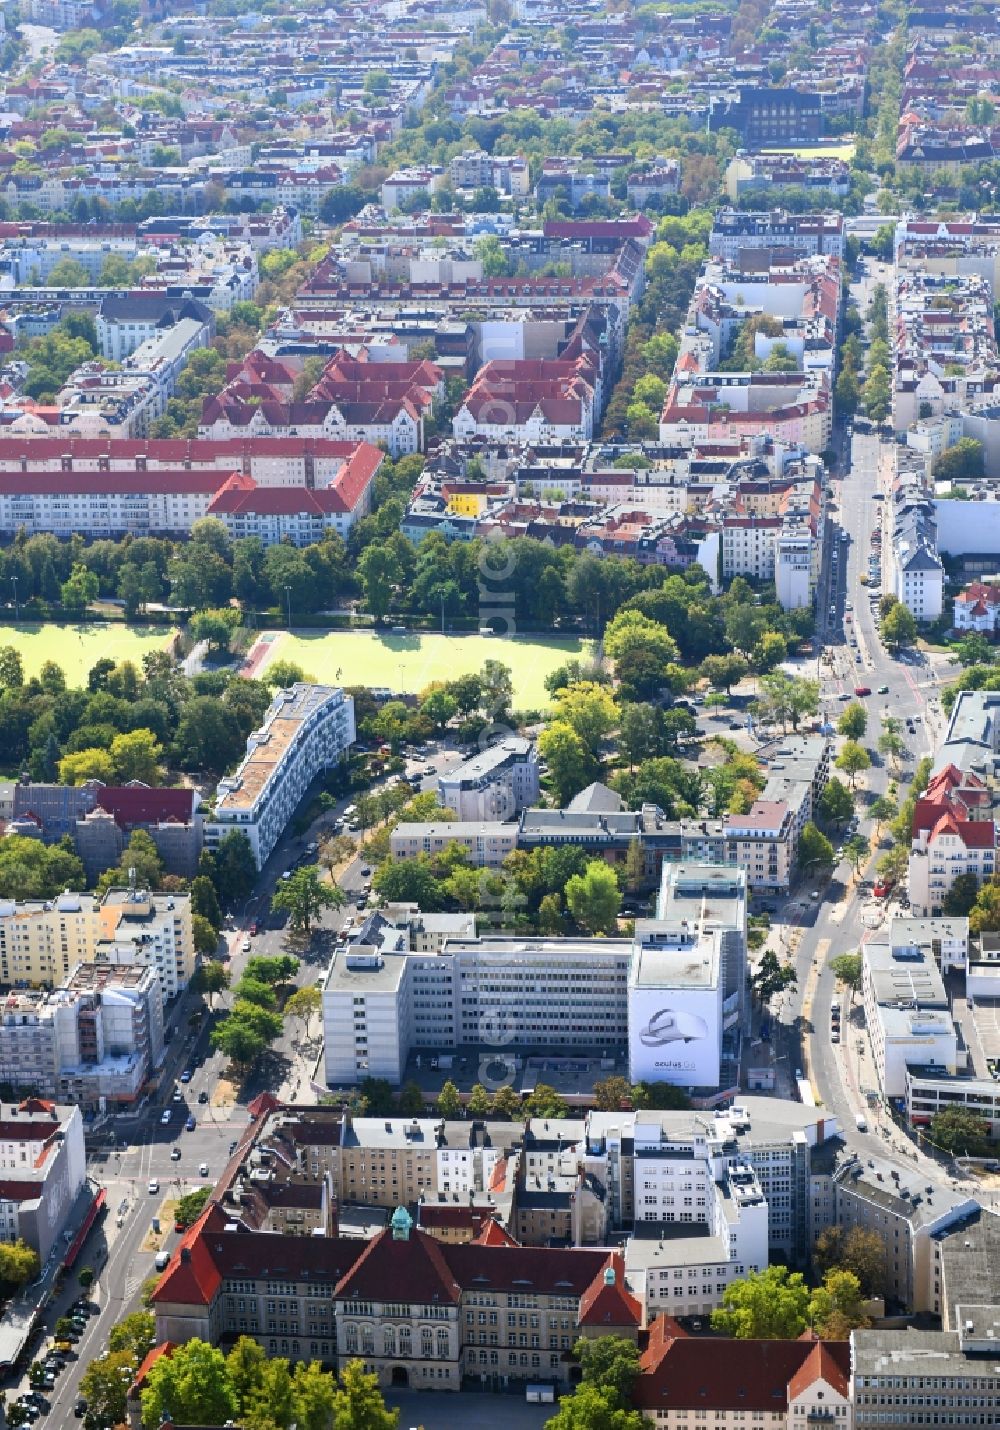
[0,623,175,685]
[761,142,857,161]
[270,631,599,709]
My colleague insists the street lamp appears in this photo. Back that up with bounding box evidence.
[283,584,292,630]
[11,574,18,622]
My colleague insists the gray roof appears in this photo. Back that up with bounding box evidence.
[567,781,625,814]
[851,1328,1000,1380]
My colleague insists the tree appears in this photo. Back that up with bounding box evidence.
[752,949,797,1004]
[711,1265,811,1340]
[798,820,834,871]
[943,872,981,916]
[954,633,994,669]
[759,672,820,732]
[578,1335,642,1402]
[838,702,868,741]
[490,1084,523,1119]
[603,609,678,699]
[552,681,618,753]
[437,1080,462,1118]
[538,720,595,805]
[109,1311,156,1359]
[862,363,891,425]
[844,834,870,873]
[110,727,162,783]
[934,438,984,484]
[593,1075,635,1111]
[836,741,871,788]
[357,545,402,621]
[565,861,621,934]
[830,952,862,990]
[60,562,99,613]
[243,954,299,987]
[0,1240,37,1290]
[284,985,322,1040]
[420,688,457,731]
[931,1106,990,1155]
[819,777,854,826]
[271,866,345,932]
[332,1360,398,1430]
[203,829,256,903]
[81,1350,137,1428]
[869,796,897,837]
[191,875,222,931]
[373,854,444,909]
[753,630,788,673]
[141,1339,239,1429]
[808,1269,870,1338]
[77,1265,94,1288]
[190,608,240,652]
[193,960,229,1005]
[699,653,748,694]
[545,1381,645,1430]
[59,746,115,784]
[882,602,918,648]
[813,1225,885,1296]
[210,1017,267,1072]
[233,975,277,1009]
[175,1186,212,1230]
[524,1083,567,1117]
[467,1083,491,1115]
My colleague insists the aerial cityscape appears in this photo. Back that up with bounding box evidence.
[0,0,994,1426]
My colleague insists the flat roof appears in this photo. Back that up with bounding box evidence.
[216,684,346,814]
[630,932,720,991]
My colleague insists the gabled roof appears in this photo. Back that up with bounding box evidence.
[335,1224,462,1304]
[787,1341,850,1401]
[577,1258,642,1329]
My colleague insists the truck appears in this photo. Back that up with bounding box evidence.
[855,1113,868,1133]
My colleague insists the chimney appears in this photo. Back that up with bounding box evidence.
[180,1246,191,1263]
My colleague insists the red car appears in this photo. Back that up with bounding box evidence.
[248,923,258,936]
[854,685,871,697]
[873,878,895,899]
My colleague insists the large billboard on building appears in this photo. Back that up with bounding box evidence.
[627,985,722,1088]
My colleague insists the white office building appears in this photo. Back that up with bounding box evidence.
[437,738,539,821]
[207,684,355,869]
[324,873,732,1092]
[862,939,958,1099]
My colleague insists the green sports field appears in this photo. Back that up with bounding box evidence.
[761,142,857,161]
[0,623,175,686]
[268,631,599,709]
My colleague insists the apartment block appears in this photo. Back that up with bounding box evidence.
[0,1099,86,1263]
[388,820,518,869]
[0,888,194,998]
[0,961,163,1108]
[437,738,539,821]
[207,684,355,870]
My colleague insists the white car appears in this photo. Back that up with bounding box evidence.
[241,939,251,952]
[148,1179,159,1195]
[160,1110,171,1124]
[199,1163,209,1177]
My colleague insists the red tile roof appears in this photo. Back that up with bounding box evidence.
[96,785,195,828]
[635,1319,850,1414]
[577,1256,642,1329]
[787,1341,850,1401]
[335,1224,462,1304]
